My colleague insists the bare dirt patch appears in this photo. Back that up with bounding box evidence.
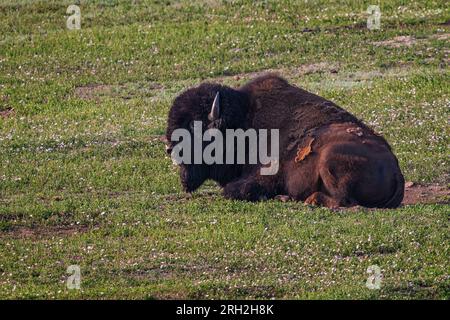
[210,62,339,84]
[373,33,450,48]
[293,62,339,75]
[1,225,89,239]
[74,84,113,100]
[402,183,449,205]
[373,35,417,48]
[429,33,450,41]
[208,62,421,91]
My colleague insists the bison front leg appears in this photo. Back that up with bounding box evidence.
[223,175,278,202]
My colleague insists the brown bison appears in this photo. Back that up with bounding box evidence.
[165,74,404,208]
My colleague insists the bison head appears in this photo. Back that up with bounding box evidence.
[165,83,249,192]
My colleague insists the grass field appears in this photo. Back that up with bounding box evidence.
[0,0,449,299]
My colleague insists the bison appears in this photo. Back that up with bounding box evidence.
[165,74,404,208]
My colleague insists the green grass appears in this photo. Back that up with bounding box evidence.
[0,0,449,299]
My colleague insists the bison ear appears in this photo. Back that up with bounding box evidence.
[208,92,220,121]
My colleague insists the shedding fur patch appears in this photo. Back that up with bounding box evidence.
[295,137,315,163]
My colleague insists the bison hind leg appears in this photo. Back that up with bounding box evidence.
[304,192,356,209]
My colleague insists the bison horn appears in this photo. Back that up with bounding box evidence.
[208,92,220,121]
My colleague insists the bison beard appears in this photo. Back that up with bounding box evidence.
[165,74,405,208]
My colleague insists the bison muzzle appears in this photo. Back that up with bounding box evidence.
[165,74,405,208]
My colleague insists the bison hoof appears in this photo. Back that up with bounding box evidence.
[304,192,341,209]
[275,195,291,202]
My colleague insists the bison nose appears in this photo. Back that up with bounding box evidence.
[165,145,173,155]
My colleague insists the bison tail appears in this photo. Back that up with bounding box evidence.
[381,171,405,208]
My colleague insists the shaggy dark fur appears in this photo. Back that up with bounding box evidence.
[165,74,405,208]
